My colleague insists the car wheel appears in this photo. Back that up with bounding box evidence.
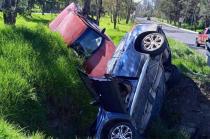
[139,33,166,56]
[108,122,137,139]
[196,40,200,47]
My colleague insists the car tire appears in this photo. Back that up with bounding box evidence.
[135,33,166,56]
[107,122,138,139]
[196,40,200,47]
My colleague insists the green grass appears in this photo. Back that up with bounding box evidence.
[0,12,57,28]
[156,18,204,33]
[169,38,210,76]
[0,13,97,138]
[100,16,133,45]
[0,118,44,139]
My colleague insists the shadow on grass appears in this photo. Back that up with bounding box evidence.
[23,16,51,25]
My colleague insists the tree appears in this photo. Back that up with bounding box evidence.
[113,0,119,29]
[2,0,18,25]
[200,0,210,27]
[82,0,91,16]
[96,0,102,24]
[125,0,132,24]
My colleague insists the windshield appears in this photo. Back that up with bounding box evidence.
[207,29,210,34]
[72,28,103,58]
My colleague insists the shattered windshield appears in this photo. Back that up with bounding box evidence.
[72,28,103,57]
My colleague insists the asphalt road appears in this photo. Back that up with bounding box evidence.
[136,17,206,56]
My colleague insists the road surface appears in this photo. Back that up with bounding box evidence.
[136,17,206,56]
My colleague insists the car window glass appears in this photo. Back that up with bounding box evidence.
[72,29,103,57]
[207,29,210,34]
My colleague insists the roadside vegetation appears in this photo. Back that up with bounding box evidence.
[169,38,210,76]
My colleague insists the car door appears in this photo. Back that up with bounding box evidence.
[201,29,209,44]
[129,54,165,133]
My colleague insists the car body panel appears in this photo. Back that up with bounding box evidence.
[52,12,88,45]
[95,108,131,139]
[49,3,78,31]
[107,24,164,78]
[84,40,115,77]
[197,28,210,45]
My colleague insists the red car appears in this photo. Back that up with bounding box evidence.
[196,28,210,47]
[49,3,116,77]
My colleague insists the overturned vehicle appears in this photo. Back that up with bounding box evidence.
[50,3,174,139]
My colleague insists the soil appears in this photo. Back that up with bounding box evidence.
[161,74,210,139]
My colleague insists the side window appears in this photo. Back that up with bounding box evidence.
[72,29,103,58]
[206,29,210,34]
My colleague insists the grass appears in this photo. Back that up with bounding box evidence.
[100,16,133,45]
[0,118,45,139]
[169,38,210,76]
[0,12,57,28]
[156,18,204,33]
[0,13,97,138]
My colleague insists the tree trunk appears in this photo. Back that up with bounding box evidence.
[111,14,113,23]
[126,9,131,24]
[126,0,132,24]
[3,12,17,25]
[113,12,117,29]
[113,0,119,29]
[2,0,17,25]
[96,0,102,25]
[82,0,91,16]
[205,16,210,27]
[41,1,45,15]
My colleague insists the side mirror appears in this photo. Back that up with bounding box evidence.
[101,28,106,34]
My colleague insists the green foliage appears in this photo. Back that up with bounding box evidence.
[0,118,45,139]
[168,38,210,75]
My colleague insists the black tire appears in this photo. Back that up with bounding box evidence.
[135,32,166,56]
[196,39,200,47]
[107,122,138,139]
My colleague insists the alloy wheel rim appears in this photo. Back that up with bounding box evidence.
[111,124,132,139]
[143,33,164,51]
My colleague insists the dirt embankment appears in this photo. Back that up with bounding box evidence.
[161,74,210,139]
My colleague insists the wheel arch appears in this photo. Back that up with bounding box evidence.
[134,31,158,52]
[100,119,133,139]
